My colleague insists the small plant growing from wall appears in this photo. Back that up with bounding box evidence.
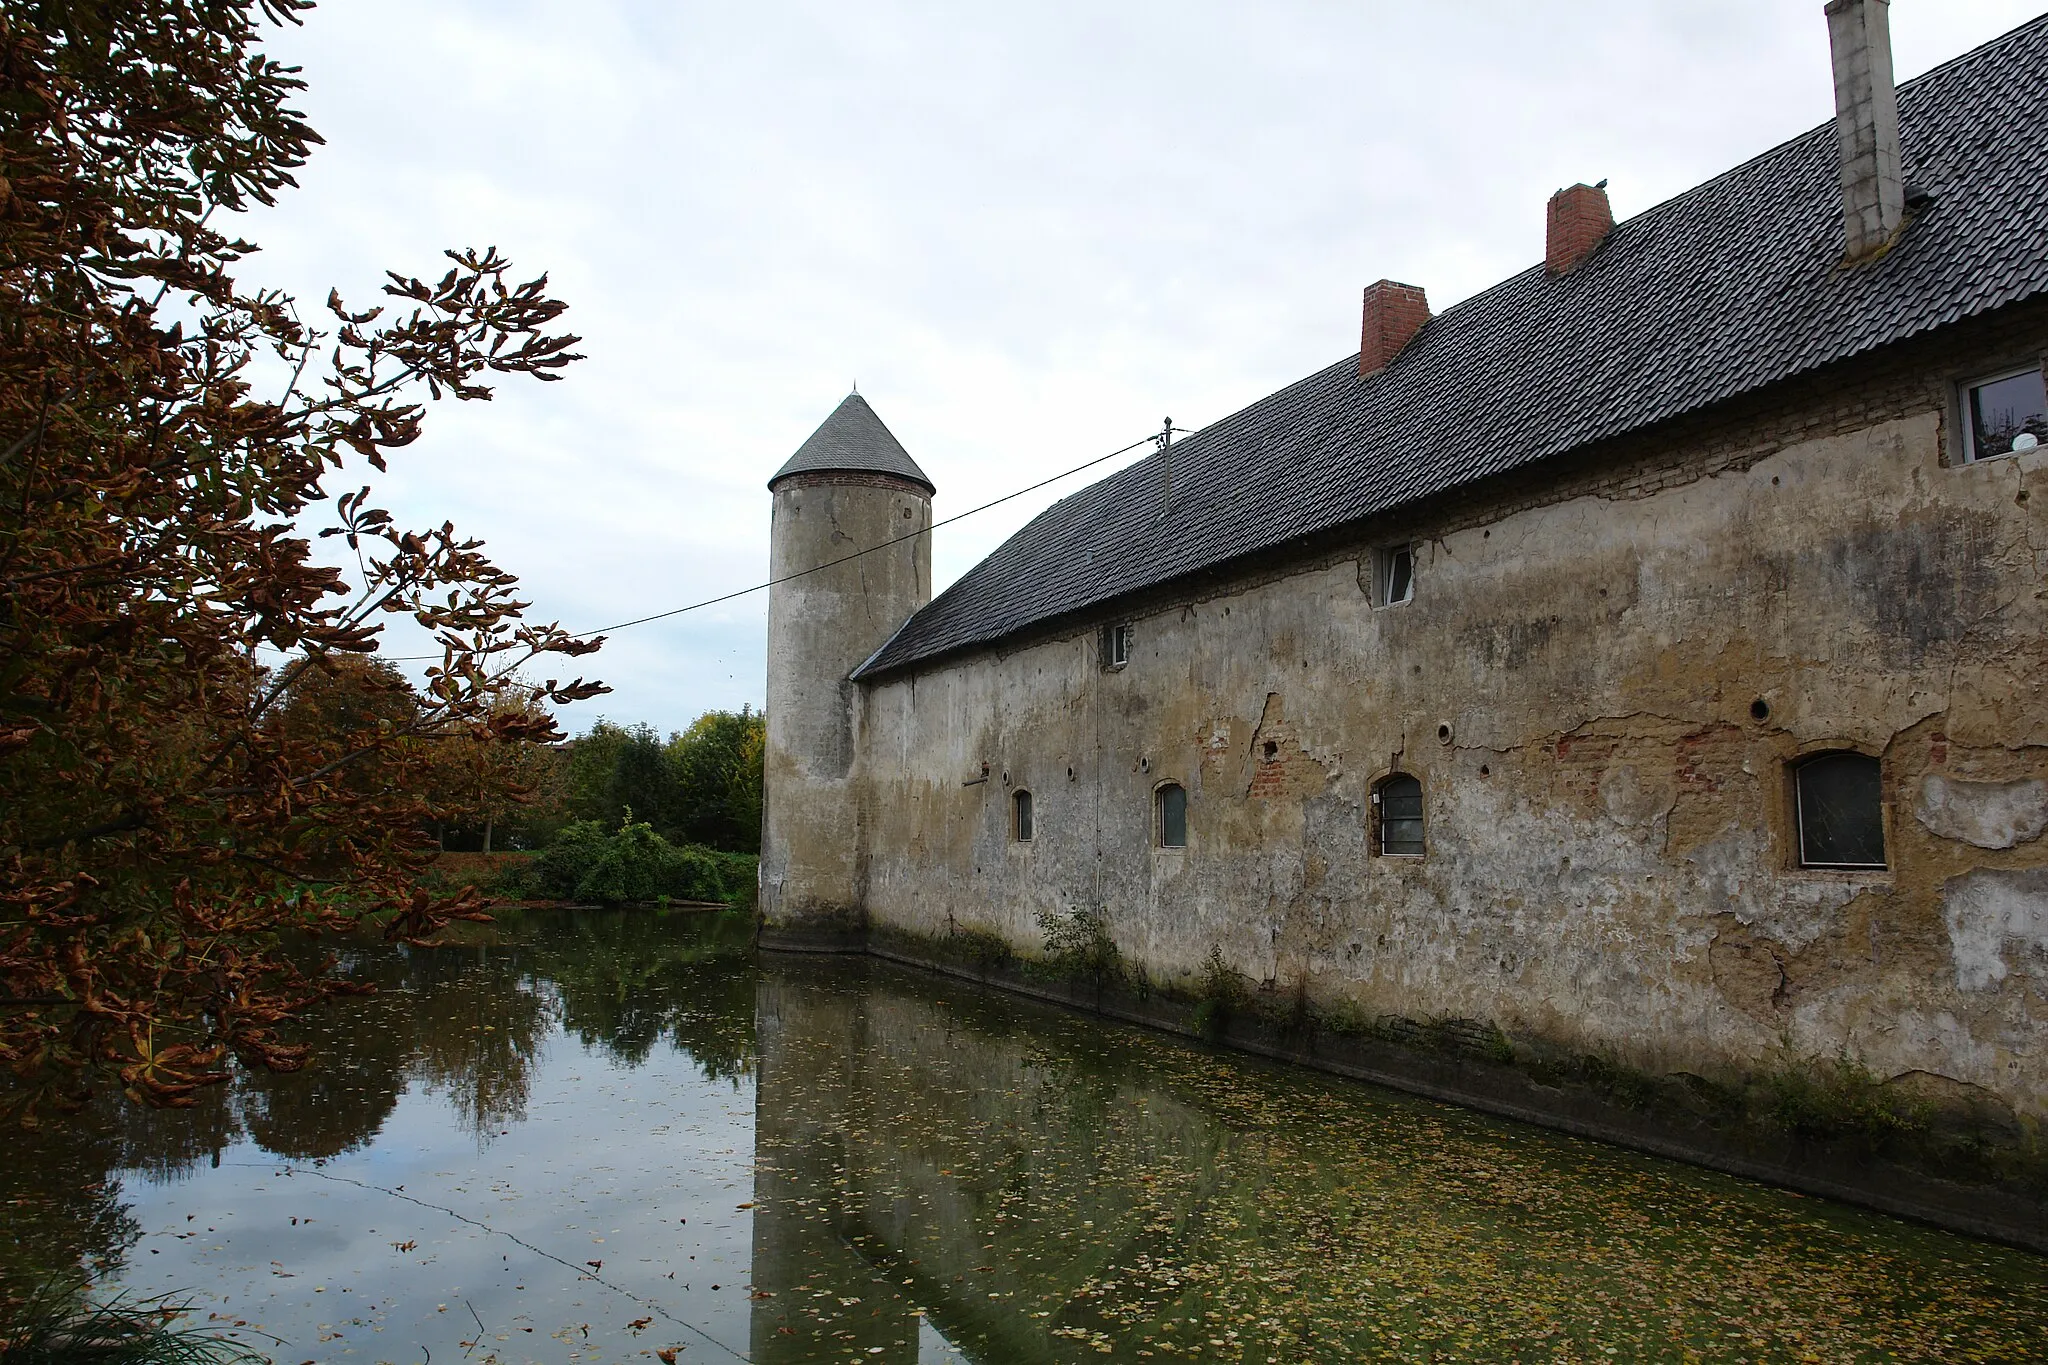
[1192,946,1251,1041]
[941,919,1016,974]
[1756,1050,1932,1143]
[1034,905,1122,984]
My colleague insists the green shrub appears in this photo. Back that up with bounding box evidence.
[1755,1051,1930,1142]
[1191,946,1251,1040]
[533,819,611,899]
[531,817,755,906]
[941,923,1015,972]
[1034,905,1121,983]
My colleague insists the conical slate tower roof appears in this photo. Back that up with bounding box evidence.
[769,393,934,493]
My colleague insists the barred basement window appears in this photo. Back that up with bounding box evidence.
[1156,782,1187,849]
[1961,366,2048,462]
[1373,543,1416,607]
[1795,752,1886,870]
[1374,774,1425,856]
[1012,789,1034,843]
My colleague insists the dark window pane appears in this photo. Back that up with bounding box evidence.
[1379,775,1424,855]
[1158,784,1187,848]
[1969,370,2048,460]
[1013,790,1033,842]
[1797,753,1886,868]
[1382,819,1425,854]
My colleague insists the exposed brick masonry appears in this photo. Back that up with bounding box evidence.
[1359,280,1432,378]
[1546,183,1614,275]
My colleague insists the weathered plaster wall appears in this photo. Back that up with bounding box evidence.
[850,365,2048,1121]
[762,474,930,934]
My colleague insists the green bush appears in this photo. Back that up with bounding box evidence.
[1034,905,1121,983]
[1755,1051,1930,1142]
[531,818,755,906]
[559,708,765,854]
[942,923,1015,972]
[533,820,609,898]
[1192,945,1251,1040]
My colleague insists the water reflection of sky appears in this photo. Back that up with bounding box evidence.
[108,1006,763,1360]
[5,908,2046,1363]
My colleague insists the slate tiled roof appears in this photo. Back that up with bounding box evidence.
[855,14,2048,681]
[771,392,935,493]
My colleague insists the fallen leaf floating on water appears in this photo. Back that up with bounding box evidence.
[656,1350,680,1363]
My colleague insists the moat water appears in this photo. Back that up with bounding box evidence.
[4,909,2045,1363]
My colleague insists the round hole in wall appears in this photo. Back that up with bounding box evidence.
[1411,664,1422,676]
[1480,764,1491,777]
[1002,771,1010,786]
[1483,529,1491,538]
[1140,757,1150,773]
[1750,697,1771,722]
[1437,722,1453,744]
[1262,740,1278,759]
[1598,587,1608,598]
[903,507,913,518]
[1771,475,1781,487]
[1067,767,1075,781]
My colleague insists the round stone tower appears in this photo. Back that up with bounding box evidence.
[761,393,933,948]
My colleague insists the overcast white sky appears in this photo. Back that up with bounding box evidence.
[247,1,2044,735]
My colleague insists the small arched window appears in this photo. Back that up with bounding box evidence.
[1375,774,1425,856]
[1011,789,1034,843]
[1156,783,1187,848]
[1795,752,1885,869]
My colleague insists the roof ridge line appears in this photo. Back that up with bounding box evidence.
[1408,12,2048,342]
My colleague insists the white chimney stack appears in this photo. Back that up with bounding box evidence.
[1825,0,1905,260]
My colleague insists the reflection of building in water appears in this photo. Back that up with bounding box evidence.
[750,963,1222,1363]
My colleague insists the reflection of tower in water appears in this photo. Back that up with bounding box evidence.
[749,971,928,1362]
[747,960,1221,1364]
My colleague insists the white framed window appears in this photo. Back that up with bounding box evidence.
[1102,622,1132,670]
[1372,543,1416,607]
[1960,366,2048,463]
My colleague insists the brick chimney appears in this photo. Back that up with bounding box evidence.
[1546,182,1613,274]
[1359,280,1430,378]
[1825,0,1904,260]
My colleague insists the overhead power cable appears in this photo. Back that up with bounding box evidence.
[316,422,1189,663]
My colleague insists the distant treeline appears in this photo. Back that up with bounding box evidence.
[564,711,764,853]
[443,708,765,856]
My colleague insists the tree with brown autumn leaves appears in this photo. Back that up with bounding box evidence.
[0,0,606,1115]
